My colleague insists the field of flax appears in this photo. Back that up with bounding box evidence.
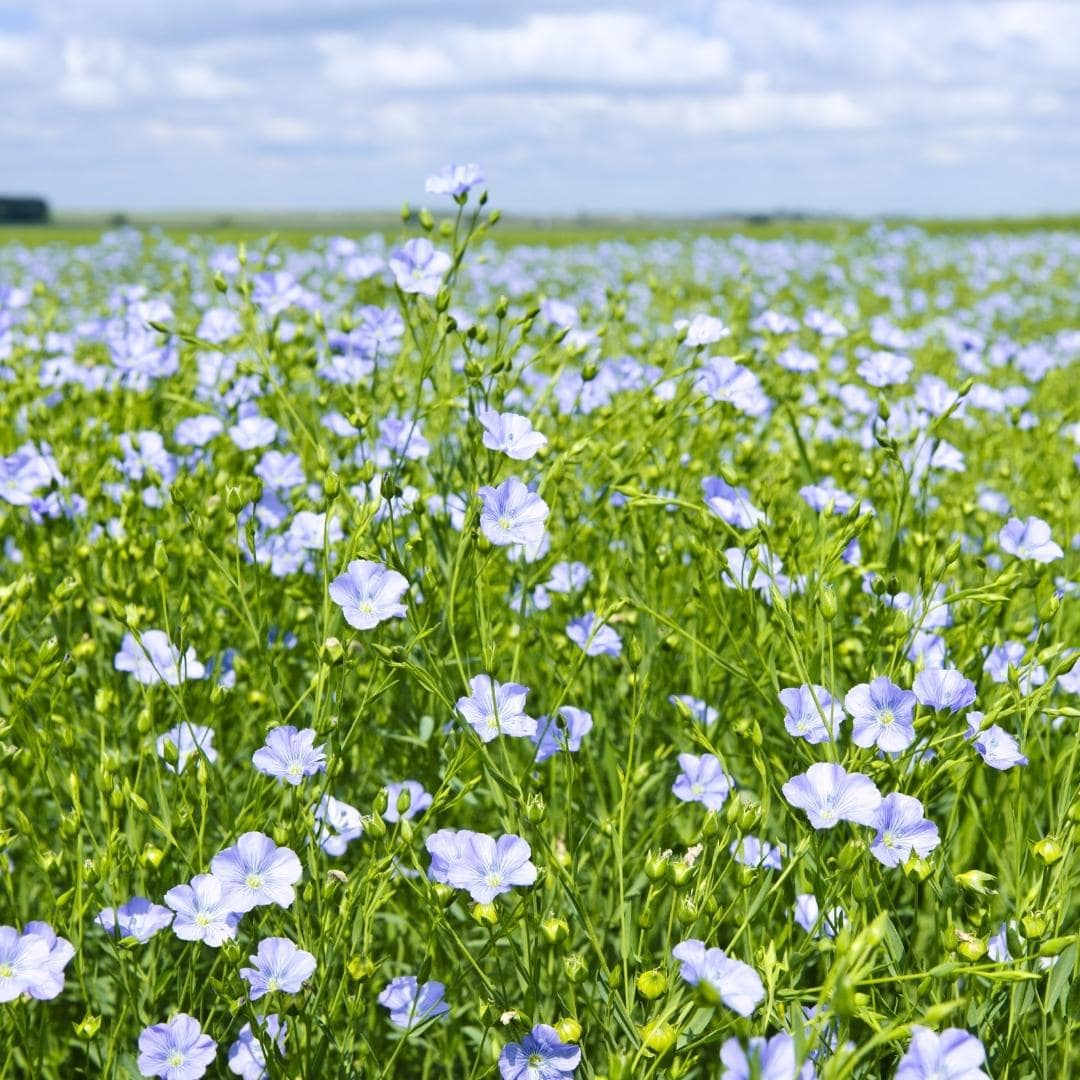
[0,171,1078,1079]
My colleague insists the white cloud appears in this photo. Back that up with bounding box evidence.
[171,62,248,100]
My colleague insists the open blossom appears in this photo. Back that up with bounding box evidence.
[998,516,1063,563]
[329,559,409,630]
[156,723,217,773]
[478,477,549,549]
[384,780,433,823]
[913,669,976,713]
[730,836,783,870]
[499,1024,581,1080]
[566,613,622,657]
[672,939,764,1016]
[96,898,174,943]
[389,238,452,297]
[378,976,450,1029]
[965,713,1028,770]
[137,1014,217,1080]
[673,753,732,811]
[425,162,484,197]
[314,794,364,855]
[432,831,537,904]
[870,793,941,868]
[228,1016,286,1080]
[210,832,303,913]
[0,927,53,1002]
[115,630,205,685]
[793,894,843,939]
[532,706,593,763]
[779,685,844,744]
[895,1027,989,1080]
[164,874,241,947]
[782,763,882,829]
[720,1032,815,1080]
[240,937,317,1000]
[252,726,327,785]
[702,476,765,529]
[16,923,75,1000]
[676,313,730,346]
[456,674,537,742]
[845,677,917,752]
[479,409,548,460]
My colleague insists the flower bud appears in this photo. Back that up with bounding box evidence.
[541,915,569,945]
[366,814,387,839]
[372,788,389,815]
[321,637,344,666]
[957,934,987,962]
[472,902,498,925]
[818,583,838,621]
[395,787,412,816]
[675,896,698,927]
[74,1013,102,1039]
[669,859,694,889]
[554,1017,581,1043]
[645,850,669,882]
[564,954,588,984]
[323,469,340,501]
[526,792,546,824]
[418,208,434,231]
[635,968,668,1000]
[1021,911,1048,939]
[1038,935,1077,958]
[153,540,168,574]
[955,869,997,894]
[1031,836,1064,865]
[640,1020,677,1055]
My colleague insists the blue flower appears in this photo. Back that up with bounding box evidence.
[137,1014,217,1080]
[425,163,484,198]
[436,831,538,903]
[163,874,241,947]
[389,238,452,297]
[314,794,365,855]
[845,677,917,752]
[531,706,593,763]
[730,836,783,870]
[240,937,317,1000]
[913,669,976,713]
[210,832,303,913]
[799,478,857,515]
[384,780,433,822]
[672,939,765,1016]
[702,476,764,529]
[227,1015,286,1080]
[870,793,940,868]
[779,685,844,744]
[566,613,622,657]
[965,714,1028,770]
[16,922,75,1000]
[479,409,548,460]
[377,975,450,1029]
[252,726,327,785]
[116,630,205,686]
[793,894,843,939]
[156,722,217,774]
[998,516,1063,563]
[895,1027,989,1080]
[0,926,52,1002]
[96,897,174,943]
[498,1024,581,1080]
[329,559,409,630]
[673,753,731,811]
[675,314,730,346]
[720,1032,815,1079]
[478,477,550,550]
[456,674,537,742]
[782,763,882,829]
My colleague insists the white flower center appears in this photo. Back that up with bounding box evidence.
[245,872,264,890]
[0,964,12,979]
[168,1052,185,1068]
[485,872,503,889]
[498,516,512,530]
[878,709,895,727]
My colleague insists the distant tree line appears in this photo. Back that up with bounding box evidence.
[0,197,50,224]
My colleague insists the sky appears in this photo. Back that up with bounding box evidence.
[1,0,1078,217]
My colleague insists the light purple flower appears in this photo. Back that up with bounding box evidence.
[998,517,1063,563]
[672,939,764,1016]
[720,1032,815,1079]
[730,836,783,870]
[228,1015,286,1080]
[96,898,174,943]
[0,927,52,1002]
[965,713,1028,770]
[857,350,912,387]
[870,793,941,868]
[156,722,217,774]
[779,685,844,744]
[793,894,842,939]
[531,706,593,763]
[799,478,856,515]
[252,726,327,785]
[566,613,622,657]
[137,1014,217,1080]
[228,414,278,451]
[164,874,241,947]
[209,832,303,913]
[389,238,452,298]
[478,477,549,550]
[895,1027,989,1080]
[673,753,731,811]
[782,763,882,829]
[329,559,409,630]
[425,828,474,885]
[116,630,205,686]
[913,669,976,713]
[702,476,764,529]
[240,937,317,1000]
[377,975,450,1029]
[845,677,917,752]
[314,794,364,855]
[456,674,537,742]
[479,409,548,460]
[17,922,75,1000]
[676,314,730,346]
[499,1024,581,1080]
[444,832,537,904]
[425,163,484,198]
